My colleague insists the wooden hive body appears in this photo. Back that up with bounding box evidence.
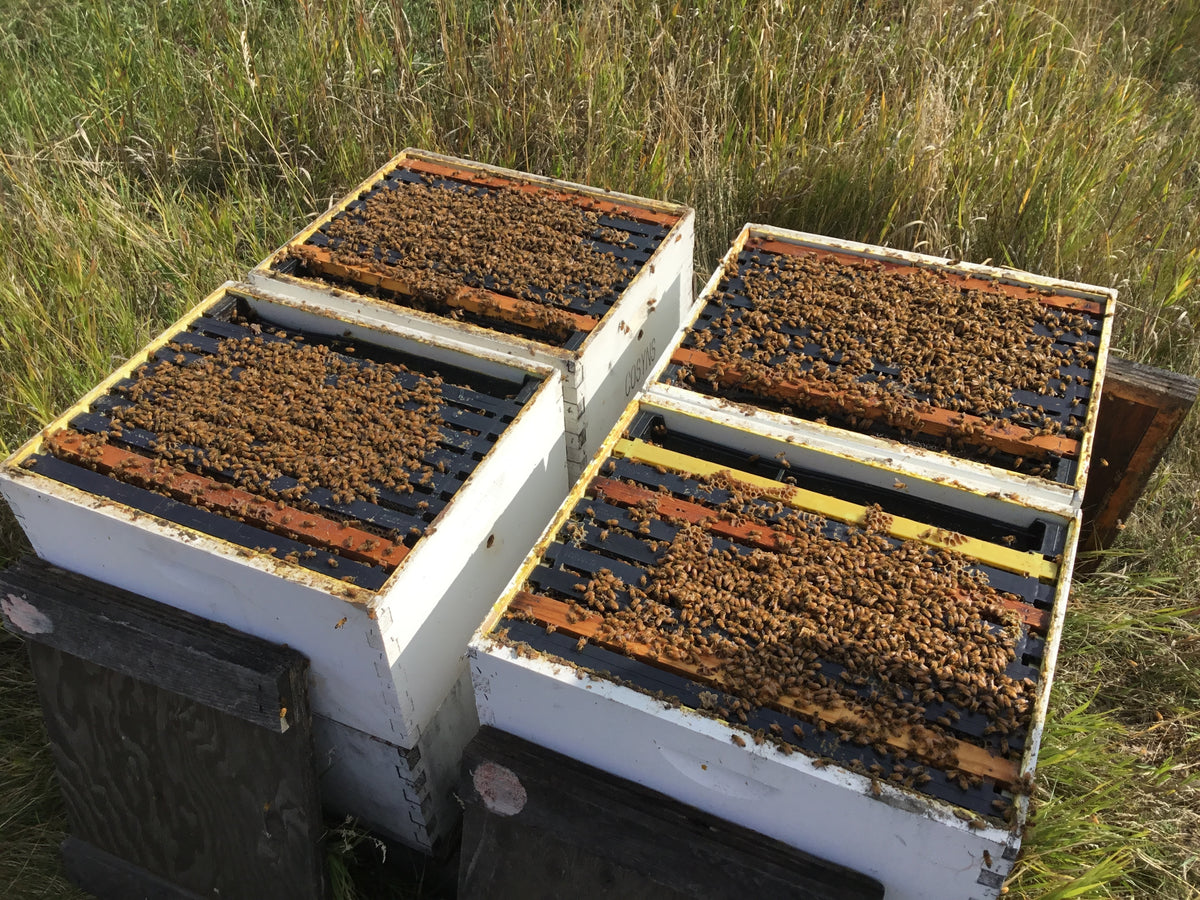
[470,394,1080,899]
[650,224,1116,515]
[250,148,696,478]
[0,282,570,852]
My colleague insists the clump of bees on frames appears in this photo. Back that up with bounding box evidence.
[676,247,1100,476]
[46,325,461,570]
[288,169,637,340]
[510,464,1041,817]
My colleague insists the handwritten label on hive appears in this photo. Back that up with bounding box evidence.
[624,339,659,397]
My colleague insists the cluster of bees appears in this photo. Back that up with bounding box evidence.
[681,250,1098,462]
[536,470,1039,783]
[50,330,447,514]
[290,172,632,317]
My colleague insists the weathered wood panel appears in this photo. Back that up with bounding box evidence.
[0,557,304,732]
[60,837,207,900]
[1081,357,1199,553]
[458,725,883,900]
[1,557,327,900]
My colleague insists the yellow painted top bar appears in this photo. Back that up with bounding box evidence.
[613,439,1059,582]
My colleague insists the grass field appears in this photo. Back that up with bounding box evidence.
[1,1,1198,897]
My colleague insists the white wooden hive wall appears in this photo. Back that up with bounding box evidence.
[0,284,567,800]
[313,667,480,853]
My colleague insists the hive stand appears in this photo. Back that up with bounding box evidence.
[0,557,327,900]
[457,725,883,900]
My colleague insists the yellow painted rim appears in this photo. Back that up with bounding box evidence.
[613,439,1059,582]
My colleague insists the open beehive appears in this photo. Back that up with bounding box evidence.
[0,282,569,851]
[250,148,696,476]
[470,394,1078,900]
[652,225,1115,513]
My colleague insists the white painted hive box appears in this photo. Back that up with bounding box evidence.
[312,669,480,853]
[249,148,695,478]
[470,394,1079,900]
[0,282,568,752]
[649,224,1116,515]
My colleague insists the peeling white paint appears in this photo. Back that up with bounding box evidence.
[2,593,53,635]
[472,761,527,816]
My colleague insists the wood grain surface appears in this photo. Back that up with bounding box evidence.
[2,558,328,900]
[1081,357,1199,553]
[458,725,883,900]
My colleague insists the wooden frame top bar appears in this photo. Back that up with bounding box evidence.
[589,476,1051,633]
[46,432,407,571]
[670,347,1082,461]
[509,590,1020,786]
[295,246,601,338]
[612,438,1059,582]
[400,157,682,229]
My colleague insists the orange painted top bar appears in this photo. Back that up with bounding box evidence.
[508,590,1020,785]
[399,157,682,229]
[447,286,599,336]
[47,431,407,571]
[589,476,1050,633]
[745,236,1106,316]
[670,347,1082,460]
[298,247,600,336]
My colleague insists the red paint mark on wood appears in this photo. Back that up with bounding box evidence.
[508,590,1019,785]
[471,761,528,816]
[297,246,599,337]
[589,477,1049,633]
[400,158,681,228]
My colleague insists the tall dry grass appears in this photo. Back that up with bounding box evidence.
[1,1,1198,896]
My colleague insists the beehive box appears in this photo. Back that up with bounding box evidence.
[249,148,695,477]
[469,394,1078,900]
[651,225,1115,514]
[0,282,568,851]
[312,668,480,852]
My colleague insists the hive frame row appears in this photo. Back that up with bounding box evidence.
[649,223,1116,516]
[249,147,697,480]
[0,282,574,850]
